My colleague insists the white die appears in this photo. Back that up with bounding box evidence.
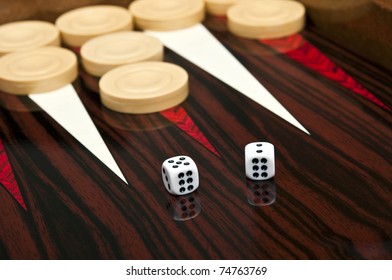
[161,155,199,195]
[245,142,275,180]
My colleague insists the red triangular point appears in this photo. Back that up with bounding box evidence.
[260,34,391,111]
[0,138,27,210]
[160,106,221,157]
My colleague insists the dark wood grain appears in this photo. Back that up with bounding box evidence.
[0,13,391,260]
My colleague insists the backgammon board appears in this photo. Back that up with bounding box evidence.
[0,0,391,260]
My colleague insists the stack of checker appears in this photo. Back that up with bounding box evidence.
[0,0,305,113]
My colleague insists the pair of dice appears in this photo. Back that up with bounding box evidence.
[161,142,275,195]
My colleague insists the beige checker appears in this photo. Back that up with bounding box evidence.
[56,5,133,47]
[0,47,77,95]
[0,21,60,56]
[129,0,205,31]
[227,0,305,39]
[81,31,163,77]
[99,61,188,114]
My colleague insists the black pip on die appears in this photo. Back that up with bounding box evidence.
[162,156,199,195]
[245,142,275,180]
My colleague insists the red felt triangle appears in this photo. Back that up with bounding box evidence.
[261,34,390,111]
[160,106,220,157]
[0,138,27,210]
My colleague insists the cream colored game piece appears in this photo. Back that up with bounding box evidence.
[99,62,189,114]
[0,21,60,56]
[56,5,133,47]
[227,0,305,39]
[129,0,205,31]
[0,47,77,95]
[80,31,164,77]
[204,0,243,16]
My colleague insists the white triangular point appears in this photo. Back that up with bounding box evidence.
[147,24,310,135]
[29,84,128,184]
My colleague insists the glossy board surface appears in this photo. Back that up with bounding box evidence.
[0,13,391,259]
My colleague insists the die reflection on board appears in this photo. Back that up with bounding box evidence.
[166,192,201,222]
[246,178,276,206]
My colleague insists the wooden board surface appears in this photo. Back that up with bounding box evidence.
[0,14,391,259]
